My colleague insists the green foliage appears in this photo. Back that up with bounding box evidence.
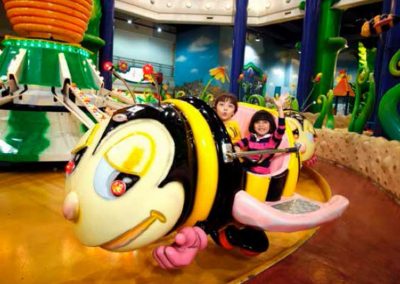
[348,43,376,134]
[314,90,335,129]
[377,49,400,140]
[243,94,266,106]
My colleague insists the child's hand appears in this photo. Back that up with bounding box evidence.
[273,93,289,110]
[234,146,245,163]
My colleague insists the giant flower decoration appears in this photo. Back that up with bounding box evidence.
[209,66,230,83]
[118,60,129,73]
[141,63,161,104]
[312,72,323,83]
[142,64,155,83]
[199,66,230,103]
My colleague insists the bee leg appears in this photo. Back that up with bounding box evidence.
[220,225,269,255]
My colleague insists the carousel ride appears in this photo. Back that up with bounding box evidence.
[61,94,349,270]
[0,0,349,277]
[0,0,110,163]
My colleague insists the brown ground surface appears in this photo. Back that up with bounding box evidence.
[248,160,400,284]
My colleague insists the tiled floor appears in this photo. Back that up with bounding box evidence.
[248,160,400,284]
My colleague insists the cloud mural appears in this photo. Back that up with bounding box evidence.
[175,55,187,62]
[188,36,213,52]
[174,26,220,86]
[244,46,261,67]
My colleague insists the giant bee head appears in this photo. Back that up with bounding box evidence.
[285,110,317,163]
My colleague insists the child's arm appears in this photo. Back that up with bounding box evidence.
[273,94,289,141]
[273,93,289,119]
[235,136,249,150]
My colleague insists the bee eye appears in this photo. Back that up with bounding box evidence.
[111,180,126,196]
[292,129,299,138]
[65,148,86,175]
[110,173,140,197]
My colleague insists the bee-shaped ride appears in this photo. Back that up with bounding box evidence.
[63,97,348,268]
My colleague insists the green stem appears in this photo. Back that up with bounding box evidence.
[301,83,316,110]
[325,90,335,129]
[389,49,400,76]
[378,83,400,140]
[201,78,214,100]
[247,94,266,106]
[314,94,328,129]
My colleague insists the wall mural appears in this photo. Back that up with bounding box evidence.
[174,26,220,89]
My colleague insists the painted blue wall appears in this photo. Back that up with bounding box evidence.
[220,28,301,97]
[112,22,357,97]
[174,26,220,87]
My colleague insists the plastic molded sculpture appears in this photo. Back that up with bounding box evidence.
[63,97,348,269]
[313,90,335,129]
[0,0,105,163]
[4,0,92,43]
[285,110,317,167]
[333,70,355,115]
[238,62,267,106]
[378,49,400,140]
[348,43,376,134]
[303,0,347,113]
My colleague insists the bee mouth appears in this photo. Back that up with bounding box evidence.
[100,210,166,250]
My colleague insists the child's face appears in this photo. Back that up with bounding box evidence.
[254,120,270,136]
[216,100,236,122]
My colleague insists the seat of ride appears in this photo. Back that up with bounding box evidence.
[232,103,294,177]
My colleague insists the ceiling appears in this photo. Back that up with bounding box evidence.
[1,0,384,53]
[249,1,383,51]
[115,0,382,26]
[115,0,383,53]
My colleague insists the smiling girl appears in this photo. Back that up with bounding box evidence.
[235,94,288,174]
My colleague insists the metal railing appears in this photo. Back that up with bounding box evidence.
[113,56,175,84]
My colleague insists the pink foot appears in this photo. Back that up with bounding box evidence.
[303,154,317,167]
[152,226,208,269]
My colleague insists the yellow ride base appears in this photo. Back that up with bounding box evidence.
[0,167,330,284]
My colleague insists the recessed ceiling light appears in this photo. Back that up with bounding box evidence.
[265,1,271,9]
[127,19,132,24]
[166,2,172,7]
[186,2,192,8]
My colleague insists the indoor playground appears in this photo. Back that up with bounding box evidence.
[0,0,399,283]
